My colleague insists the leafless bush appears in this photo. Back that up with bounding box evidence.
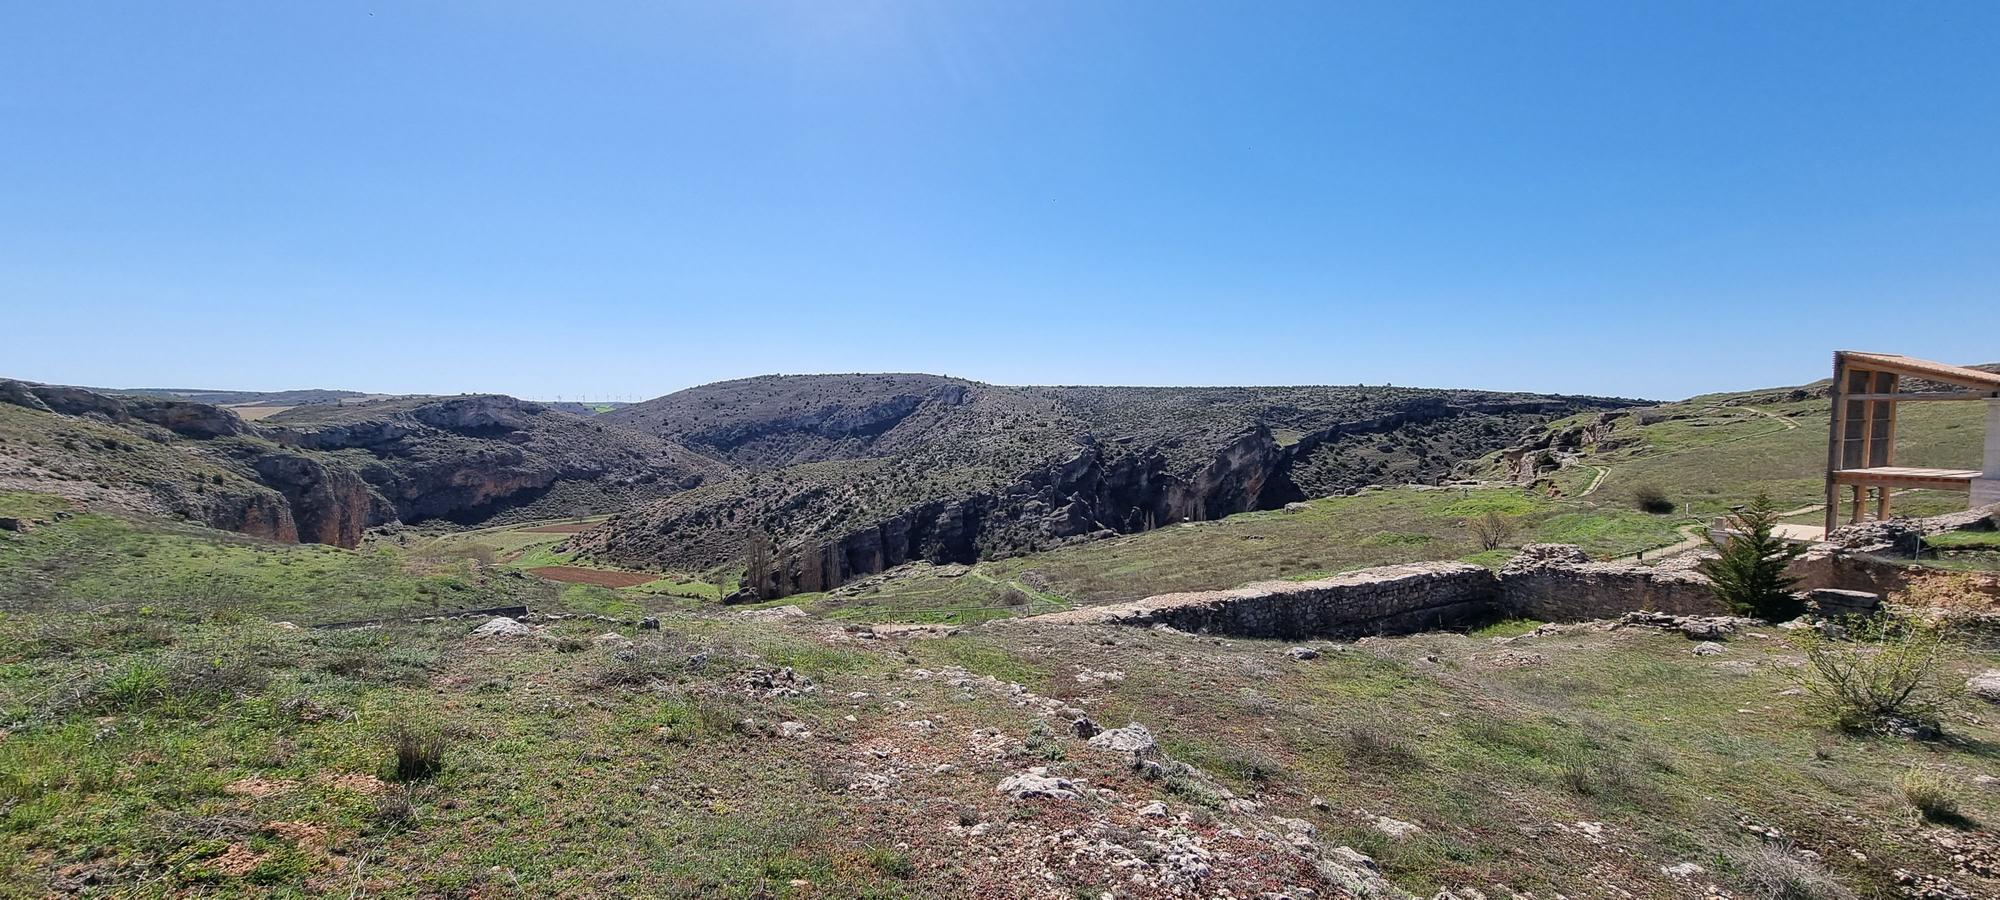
[1469,511,1516,551]
[371,785,418,831]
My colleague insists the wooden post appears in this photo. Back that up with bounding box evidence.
[1878,373,1901,468]
[1876,486,1891,521]
[1849,485,1864,524]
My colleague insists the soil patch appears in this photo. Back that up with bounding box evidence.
[527,566,656,587]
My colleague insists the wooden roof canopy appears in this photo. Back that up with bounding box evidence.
[1824,351,2000,531]
[1835,351,2000,395]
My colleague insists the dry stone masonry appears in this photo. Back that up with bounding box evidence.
[1031,562,1497,639]
[1033,543,1730,639]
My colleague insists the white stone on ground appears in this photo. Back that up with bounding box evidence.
[1967,670,2000,704]
[1085,723,1156,754]
[471,617,533,637]
[996,767,1081,800]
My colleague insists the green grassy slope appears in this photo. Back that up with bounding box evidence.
[2,497,1997,897]
[796,382,1988,624]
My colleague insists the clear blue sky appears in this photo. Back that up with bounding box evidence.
[5,2,1996,401]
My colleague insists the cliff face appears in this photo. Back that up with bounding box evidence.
[0,380,724,548]
[263,394,728,528]
[580,381,1643,597]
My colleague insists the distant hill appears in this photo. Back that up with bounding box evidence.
[91,386,374,406]
[582,376,1643,596]
[0,380,728,546]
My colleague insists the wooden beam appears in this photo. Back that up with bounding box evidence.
[1864,372,1896,472]
[1857,373,1878,473]
[1850,485,1864,524]
[1843,391,1995,402]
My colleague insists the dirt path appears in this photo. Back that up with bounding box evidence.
[1746,407,1801,430]
[1578,465,1611,497]
[1613,523,1708,563]
[526,565,657,587]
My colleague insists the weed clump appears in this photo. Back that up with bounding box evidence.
[1898,768,1966,824]
[1728,844,1854,900]
[387,723,447,781]
[1336,723,1425,770]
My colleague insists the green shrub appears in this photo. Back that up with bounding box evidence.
[864,846,913,878]
[1790,617,1958,734]
[1632,483,1675,514]
[1022,719,1065,761]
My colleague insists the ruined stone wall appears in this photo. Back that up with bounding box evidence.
[1031,544,1733,639]
[1495,560,1725,620]
[1029,562,1496,639]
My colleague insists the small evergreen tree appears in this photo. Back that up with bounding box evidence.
[1699,493,1807,619]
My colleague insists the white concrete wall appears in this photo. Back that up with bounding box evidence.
[1975,399,2000,507]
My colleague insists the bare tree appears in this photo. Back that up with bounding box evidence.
[1469,511,1517,551]
[741,532,774,600]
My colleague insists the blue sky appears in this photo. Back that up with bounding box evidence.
[4,2,1995,401]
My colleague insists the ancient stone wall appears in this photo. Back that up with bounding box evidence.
[1029,562,1497,639]
[1495,545,1727,620]
[1031,544,1732,639]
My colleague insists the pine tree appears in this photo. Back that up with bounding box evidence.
[1698,493,1807,620]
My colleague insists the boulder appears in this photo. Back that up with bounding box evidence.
[996,768,1081,800]
[1085,723,1156,755]
[1286,646,1320,660]
[1692,641,1726,657]
[471,617,533,638]
[1967,671,2000,704]
[1372,815,1421,839]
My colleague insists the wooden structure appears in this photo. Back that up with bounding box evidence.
[1824,351,2000,532]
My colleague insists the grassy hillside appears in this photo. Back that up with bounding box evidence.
[758,379,1990,624]
[1554,392,1986,520]
[3,493,1998,897]
[585,376,1635,590]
